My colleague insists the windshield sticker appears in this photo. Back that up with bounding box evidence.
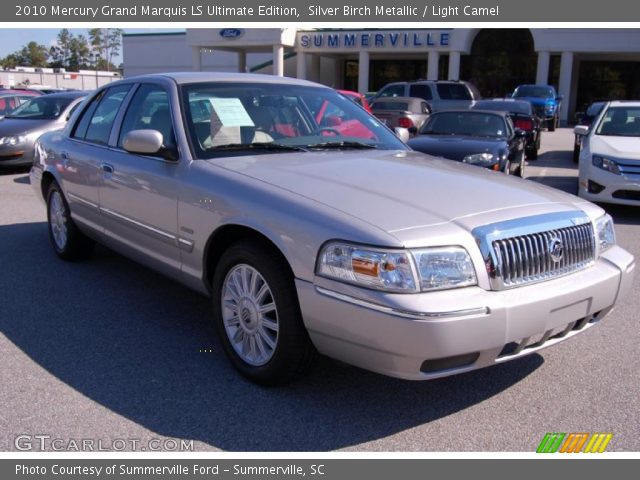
[208,98,255,127]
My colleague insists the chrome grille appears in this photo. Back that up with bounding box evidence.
[491,223,595,288]
[472,211,597,291]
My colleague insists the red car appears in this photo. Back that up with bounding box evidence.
[0,89,42,117]
[337,89,373,113]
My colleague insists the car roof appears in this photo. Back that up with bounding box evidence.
[607,100,640,107]
[37,91,88,99]
[123,72,326,88]
[371,96,425,103]
[0,89,41,95]
[432,109,508,117]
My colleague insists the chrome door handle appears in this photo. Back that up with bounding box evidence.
[101,163,114,174]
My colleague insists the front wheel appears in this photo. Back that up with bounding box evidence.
[211,240,316,385]
[46,182,94,261]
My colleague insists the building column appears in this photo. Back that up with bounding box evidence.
[273,45,284,76]
[296,52,307,79]
[238,51,247,73]
[427,51,440,81]
[448,51,461,81]
[536,51,550,85]
[310,55,320,82]
[358,50,370,93]
[191,47,201,72]
[558,51,574,126]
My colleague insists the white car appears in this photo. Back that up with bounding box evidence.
[575,101,640,205]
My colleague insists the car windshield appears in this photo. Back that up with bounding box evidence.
[6,96,74,120]
[474,101,531,115]
[514,86,554,99]
[420,112,507,138]
[181,82,406,158]
[595,107,640,137]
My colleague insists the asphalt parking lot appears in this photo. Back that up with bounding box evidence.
[0,128,638,452]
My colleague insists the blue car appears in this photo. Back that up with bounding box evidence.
[512,84,563,132]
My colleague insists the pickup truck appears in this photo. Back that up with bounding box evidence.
[512,84,563,131]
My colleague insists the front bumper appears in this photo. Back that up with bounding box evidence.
[297,246,634,380]
[579,164,640,205]
[0,144,31,166]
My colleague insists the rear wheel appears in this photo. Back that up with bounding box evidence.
[46,182,94,261]
[212,240,316,385]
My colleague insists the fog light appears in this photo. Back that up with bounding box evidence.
[588,180,605,194]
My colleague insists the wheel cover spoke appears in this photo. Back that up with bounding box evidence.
[221,264,279,366]
[49,191,68,250]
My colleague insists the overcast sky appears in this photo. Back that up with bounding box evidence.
[0,28,185,65]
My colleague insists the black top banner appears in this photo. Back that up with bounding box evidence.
[6,0,640,22]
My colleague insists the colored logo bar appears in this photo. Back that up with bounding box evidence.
[537,433,612,453]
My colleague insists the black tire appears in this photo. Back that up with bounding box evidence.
[46,182,94,261]
[527,147,538,160]
[211,240,316,385]
[547,118,556,132]
[573,140,580,163]
[516,151,526,178]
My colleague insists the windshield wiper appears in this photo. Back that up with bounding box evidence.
[307,141,378,150]
[211,142,308,152]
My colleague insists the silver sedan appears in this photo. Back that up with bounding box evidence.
[0,91,87,168]
[30,73,635,385]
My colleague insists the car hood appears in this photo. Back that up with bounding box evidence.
[407,135,504,161]
[0,118,54,136]
[590,134,640,160]
[206,150,592,242]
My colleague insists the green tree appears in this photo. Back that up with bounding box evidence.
[68,35,91,70]
[88,28,123,71]
[56,28,73,66]
[0,53,22,69]
[19,41,49,67]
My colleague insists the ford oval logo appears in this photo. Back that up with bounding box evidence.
[219,29,244,39]
[548,236,564,263]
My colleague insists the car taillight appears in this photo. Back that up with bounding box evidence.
[514,118,533,131]
[398,117,414,128]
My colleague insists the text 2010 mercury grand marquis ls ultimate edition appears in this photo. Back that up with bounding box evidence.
[30,73,635,385]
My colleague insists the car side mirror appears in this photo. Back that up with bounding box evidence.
[394,127,410,143]
[514,128,527,138]
[123,129,178,161]
[574,125,590,136]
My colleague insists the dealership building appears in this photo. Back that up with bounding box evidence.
[123,28,640,124]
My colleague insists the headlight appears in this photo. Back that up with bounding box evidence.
[594,214,616,254]
[316,242,477,292]
[412,247,477,291]
[0,135,26,146]
[462,152,495,166]
[592,155,621,175]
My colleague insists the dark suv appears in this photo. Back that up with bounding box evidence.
[373,80,481,112]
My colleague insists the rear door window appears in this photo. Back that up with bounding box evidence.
[409,84,433,100]
[436,84,472,100]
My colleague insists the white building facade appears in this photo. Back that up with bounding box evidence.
[123,28,640,124]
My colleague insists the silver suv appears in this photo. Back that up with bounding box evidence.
[373,80,481,112]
